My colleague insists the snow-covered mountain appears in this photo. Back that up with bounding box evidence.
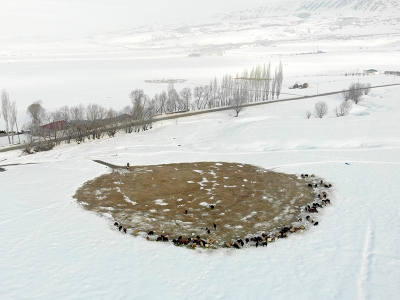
[1,0,399,57]
[214,0,400,20]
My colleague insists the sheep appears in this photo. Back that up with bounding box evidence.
[308,207,318,213]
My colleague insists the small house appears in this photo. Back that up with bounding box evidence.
[364,69,378,75]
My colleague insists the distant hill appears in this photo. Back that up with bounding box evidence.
[214,0,400,20]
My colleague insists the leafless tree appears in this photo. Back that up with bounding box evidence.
[179,87,191,111]
[194,86,207,110]
[46,109,65,144]
[333,100,352,117]
[263,63,271,101]
[105,108,119,137]
[130,89,154,132]
[58,106,72,143]
[27,101,46,127]
[10,101,20,144]
[69,104,86,143]
[362,83,371,95]
[348,83,364,104]
[271,67,277,100]
[341,89,350,101]
[306,110,311,119]
[167,88,179,112]
[120,105,134,133]
[86,103,106,139]
[275,61,283,99]
[1,90,11,144]
[231,88,245,117]
[314,101,328,118]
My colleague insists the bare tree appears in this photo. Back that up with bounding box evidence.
[341,89,350,101]
[179,87,191,111]
[69,104,86,143]
[306,110,311,119]
[1,90,11,144]
[362,83,371,95]
[120,105,134,133]
[58,106,72,143]
[333,100,352,117]
[276,61,283,99]
[348,83,363,104]
[10,101,20,144]
[86,103,106,139]
[167,88,179,112]
[263,63,271,101]
[129,89,154,132]
[194,86,206,110]
[105,108,119,137]
[231,89,245,117]
[271,67,277,100]
[27,101,46,126]
[314,101,328,118]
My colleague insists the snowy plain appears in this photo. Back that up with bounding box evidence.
[1,0,400,299]
[1,85,400,299]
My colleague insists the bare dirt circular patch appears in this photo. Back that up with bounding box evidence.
[74,162,327,249]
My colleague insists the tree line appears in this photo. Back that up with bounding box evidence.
[0,62,284,152]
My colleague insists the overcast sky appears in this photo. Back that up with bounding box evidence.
[0,0,271,39]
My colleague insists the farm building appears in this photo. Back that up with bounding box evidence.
[364,69,379,75]
[384,71,400,76]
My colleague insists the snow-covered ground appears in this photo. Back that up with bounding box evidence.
[1,0,400,298]
[1,83,400,299]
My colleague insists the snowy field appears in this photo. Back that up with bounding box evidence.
[1,84,400,299]
[1,0,400,299]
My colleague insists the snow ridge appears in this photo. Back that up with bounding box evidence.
[215,0,400,20]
